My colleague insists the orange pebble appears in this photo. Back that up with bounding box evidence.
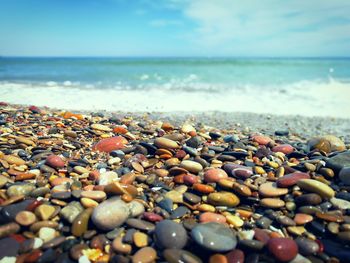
[193,183,215,194]
[209,254,228,263]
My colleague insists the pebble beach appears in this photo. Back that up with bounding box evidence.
[1,102,350,263]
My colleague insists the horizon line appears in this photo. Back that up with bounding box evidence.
[1,55,350,59]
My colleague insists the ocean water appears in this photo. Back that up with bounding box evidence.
[1,57,350,117]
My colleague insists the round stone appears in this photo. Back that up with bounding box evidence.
[191,222,237,252]
[132,247,157,263]
[252,135,272,145]
[294,213,313,225]
[297,179,335,199]
[204,168,228,183]
[308,135,345,153]
[267,238,298,262]
[91,197,130,230]
[46,155,65,168]
[295,237,319,256]
[154,220,187,249]
[15,211,37,226]
[259,182,288,197]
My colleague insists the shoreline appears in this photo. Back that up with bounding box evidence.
[2,102,350,141]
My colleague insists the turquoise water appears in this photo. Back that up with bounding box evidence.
[1,57,349,89]
[1,57,350,116]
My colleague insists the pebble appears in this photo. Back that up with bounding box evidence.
[132,247,157,263]
[259,182,288,197]
[339,167,350,185]
[208,192,240,207]
[260,198,285,208]
[199,212,226,224]
[297,179,335,199]
[295,237,319,256]
[7,183,35,197]
[277,172,310,187]
[92,136,128,152]
[308,135,346,153]
[72,207,93,237]
[180,160,203,173]
[191,222,237,252]
[46,155,65,168]
[154,137,179,149]
[154,220,187,249]
[204,168,228,183]
[15,211,37,226]
[80,190,106,202]
[91,197,130,230]
[272,144,294,154]
[38,227,56,243]
[267,238,298,262]
[163,248,202,263]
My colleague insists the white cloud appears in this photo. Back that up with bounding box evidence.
[155,0,350,55]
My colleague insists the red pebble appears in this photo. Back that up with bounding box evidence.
[175,150,187,159]
[26,200,43,212]
[267,238,298,262]
[272,144,294,154]
[92,136,128,153]
[28,105,41,113]
[199,212,226,224]
[204,168,228,183]
[226,249,245,263]
[183,174,200,185]
[252,135,272,145]
[277,172,310,187]
[46,155,65,168]
[143,212,163,222]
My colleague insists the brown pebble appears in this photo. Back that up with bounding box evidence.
[132,246,157,263]
[15,211,37,226]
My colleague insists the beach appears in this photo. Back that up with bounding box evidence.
[0,102,350,262]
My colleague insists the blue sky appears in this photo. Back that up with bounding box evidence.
[1,0,350,57]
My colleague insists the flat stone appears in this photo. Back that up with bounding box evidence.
[165,190,183,203]
[127,201,145,217]
[112,236,132,254]
[252,135,272,145]
[294,213,313,225]
[91,123,111,132]
[35,204,56,220]
[91,197,130,230]
[267,238,298,262]
[297,179,335,199]
[154,220,187,249]
[154,137,179,149]
[92,136,128,153]
[260,198,285,208]
[277,172,310,188]
[208,192,240,207]
[133,232,148,247]
[180,160,203,174]
[223,164,253,179]
[259,182,288,197]
[163,249,202,263]
[183,192,201,204]
[0,223,20,238]
[126,219,155,231]
[226,249,245,263]
[295,193,322,205]
[3,155,26,165]
[38,227,56,243]
[191,222,237,252]
[331,197,350,209]
[272,144,294,154]
[80,190,106,202]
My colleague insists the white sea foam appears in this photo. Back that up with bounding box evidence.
[0,80,349,118]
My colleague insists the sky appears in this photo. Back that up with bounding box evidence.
[1,0,350,57]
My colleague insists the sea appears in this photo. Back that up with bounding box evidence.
[1,57,350,118]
